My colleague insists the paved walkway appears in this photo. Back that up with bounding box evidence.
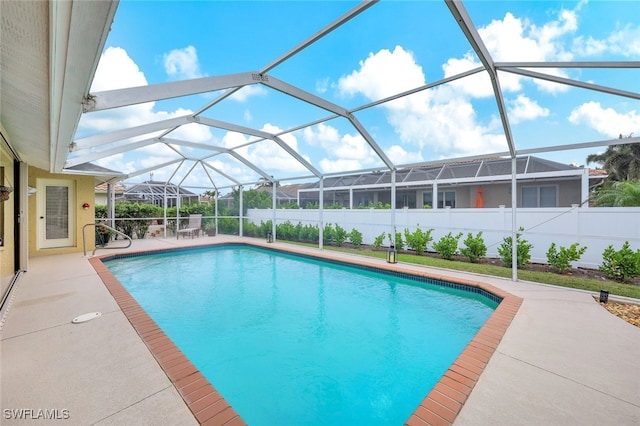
[1,236,638,425]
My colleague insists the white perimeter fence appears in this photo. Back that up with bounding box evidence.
[247,207,640,269]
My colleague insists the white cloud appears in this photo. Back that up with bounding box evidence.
[337,48,507,158]
[229,84,268,102]
[303,123,379,173]
[90,47,147,91]
[442,53,500,98]
[315,77,330,94]
[81,47,158,133]
[168,119,213,143]
[574,24,640,58]
[331,4,630,160]
[95,153,136,174]
[568,101,639,138]
[319,158,367,174]
[386,145,423,165]
[303,123,340,147]
[338,46,425,101]
[224,124,310,175]
[480,11,576,62]
[507,95,550,124]
[78,47,215,175]
[476,11,575,94]
[221,131,250,150]
[163,45,203,79]
[607,24,640,56]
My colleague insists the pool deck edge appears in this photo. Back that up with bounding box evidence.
[91,239,523,426]
[3,236,637,425]
[88,256,246,426]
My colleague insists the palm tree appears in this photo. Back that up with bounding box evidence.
[255,177,278,189]
[591,180,640,207]
[586,140,640,181]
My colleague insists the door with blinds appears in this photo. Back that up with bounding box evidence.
[37,179,75,249]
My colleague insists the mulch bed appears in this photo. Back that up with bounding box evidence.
[598,300,640,328]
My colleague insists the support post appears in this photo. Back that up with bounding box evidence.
[581,168,589,208]
[319,177,324,250]
[433,182,438,209]
[239,185,243,237]
[272,181,277,241]
[214,192,219,235]
[391,170,396,246]
[511,157,518,282]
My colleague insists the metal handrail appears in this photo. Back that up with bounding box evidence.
[82,223,133,256]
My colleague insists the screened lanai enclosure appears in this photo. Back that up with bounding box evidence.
[56,0,638,279]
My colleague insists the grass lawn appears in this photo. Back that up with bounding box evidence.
[286,243,640,300]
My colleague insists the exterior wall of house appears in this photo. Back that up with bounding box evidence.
[1,146,16,297]
[557,180,583,206]
[95,192,107,206]
[308,178,584,210]
[28,166,95,256]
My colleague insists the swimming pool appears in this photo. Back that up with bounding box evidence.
[104,245,498,425]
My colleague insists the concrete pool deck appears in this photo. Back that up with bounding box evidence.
[1,235,638,425]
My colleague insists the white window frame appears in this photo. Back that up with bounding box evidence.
[423,190,456,209]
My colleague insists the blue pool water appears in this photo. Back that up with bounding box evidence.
[105,245,497,425]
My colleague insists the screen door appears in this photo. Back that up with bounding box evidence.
[37,179,75,248]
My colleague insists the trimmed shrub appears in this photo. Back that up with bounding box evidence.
[371,232,386,249]
[600,241,640,282]
[348,228,363,248]
[498,229,533,268]
[388,231,404,250]
[323,223,334,245]
[546,242,587,272]
[403,226,433,255]
[334,224,348,247]
[460,232,487,263]
[433,232,463,260]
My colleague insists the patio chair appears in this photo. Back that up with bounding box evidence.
[176,214,202,239]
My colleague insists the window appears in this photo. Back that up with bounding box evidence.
[396,192,416,208]
[423,191,456,208]
[522,185,557,207]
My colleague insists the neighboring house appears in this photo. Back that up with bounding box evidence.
[123,181,199,208]
[217,184,308,210]
[256,183,308,206]
[95,182,126,205]
[297,156,605,209]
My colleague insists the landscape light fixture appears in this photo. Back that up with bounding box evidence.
[387,245,397,264]
[599,290,609,303]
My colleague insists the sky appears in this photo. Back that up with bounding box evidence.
[74,0,640,191]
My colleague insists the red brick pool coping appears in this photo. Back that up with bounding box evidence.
[90,242,522,426]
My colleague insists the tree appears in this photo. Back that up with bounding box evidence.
[232,188,273,214]
[586,139,640,182]
[591,180,640,207]
[255,177,278,188]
